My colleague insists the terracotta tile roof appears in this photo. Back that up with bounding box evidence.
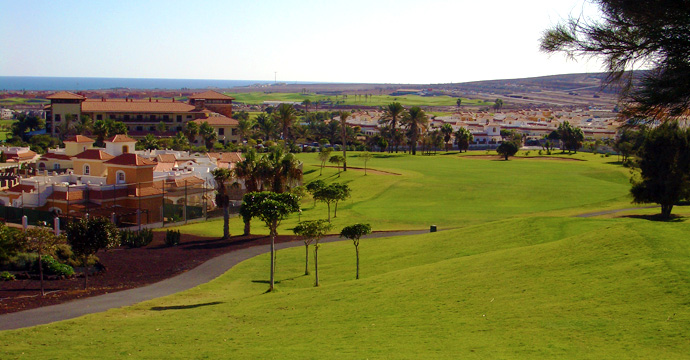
[218,152,243,163]
[81,99,196,113]
[188,90,235,100]
[106,134,137,143]
[73,149,115,161]
[7,150,39,161]
[6,184,36,193]
[152,176,205,189]
[64,135,95,143]
[47,190,85,201]
[191,116,238,126]
[156,154,177,163]
[154,162,175,172]
[40,153,72,161]
[104,153,156,167]
[46,91,86,100]
[207,152,221,160]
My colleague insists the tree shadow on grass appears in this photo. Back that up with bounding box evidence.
[620,214,686,222]
[150,301,224,311]
[303,169,317,175]
[372,154,405,159]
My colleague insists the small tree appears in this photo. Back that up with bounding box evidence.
[20,225,66,296]
[313,184,340,222]
[360,152,373,175]
[306,180,325,206]
[630,121,690,219]
[329,154,345,175]
[241,192,300,292]
[332,183,351,218]
[317,147,333,176]
[497,141,519,160]
[340,223,371,280]
[293,220,333,285]
[66,217,119,290]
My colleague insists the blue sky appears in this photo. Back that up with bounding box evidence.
[0,0,603,84]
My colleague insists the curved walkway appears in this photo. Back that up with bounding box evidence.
[574,205,659,218]
[0,229,429,331]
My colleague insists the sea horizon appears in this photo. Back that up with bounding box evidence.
[0,76,322,91]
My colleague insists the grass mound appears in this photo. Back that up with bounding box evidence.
[4,216,689,358]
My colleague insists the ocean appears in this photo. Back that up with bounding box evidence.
[0,76,284,91]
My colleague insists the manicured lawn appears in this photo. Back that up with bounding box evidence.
[0,97,47,106]
[165,151,634,237]
[4,216,689,358]
[226,92,491,107]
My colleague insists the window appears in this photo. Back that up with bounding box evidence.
[84,164,90,175]
[136,126,143,131]
[150,115,156,121]
[187,115,192,119]
[116,171,126,184]
[96,114,103,120]
[122,145,129,153]
[163,115,170,121]
[38,162,46,170]
[55,114,61,122]
[54,163,60,170]
[110,114,116,120]
[124,115,130,121]
[232,128,238,135]
[176,115,182,122]
[218,128,224,135]
[137,115,143,121]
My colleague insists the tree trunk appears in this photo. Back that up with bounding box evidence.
[83,255,89,290]
[304,244,310,275]
[334,201,338,218]
[314,245,319,287]
[223,205,230,239]
[327,203,331,222]
[355,245,360,280]
[38,254,44,296]
[269,232,275,292]
[243,218,250,236]
[661,204,674,219]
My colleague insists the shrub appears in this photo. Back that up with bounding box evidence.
[2,253,38,271]
[538,150,543,155]
[36,255,74,277]
[120,229,154,248]
[165,230,181,247]
[0,271,15,281]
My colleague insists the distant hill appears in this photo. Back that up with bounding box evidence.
[439,73,622,95]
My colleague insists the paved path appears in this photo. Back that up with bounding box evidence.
[574,205,659,218]
[0,230,430,331]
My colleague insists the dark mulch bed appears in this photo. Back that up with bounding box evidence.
[0,231,302,315]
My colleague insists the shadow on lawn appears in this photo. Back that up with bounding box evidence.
[620,214,686,222]
[150,301,224,311]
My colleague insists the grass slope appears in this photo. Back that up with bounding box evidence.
[3,216,689,358]
[167,152,634,237]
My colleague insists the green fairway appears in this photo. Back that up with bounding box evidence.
[0,97,48,107]
[227,91,491,107]
[165,152,634,237]
[4,216,689,358]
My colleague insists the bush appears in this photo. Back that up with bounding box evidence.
[165,230,181,247]
[120,229,154,248]
[0,271,15,281]
[36,255,74,277]
[2,253,38,271]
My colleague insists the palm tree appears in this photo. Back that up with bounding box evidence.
[237,118,254,143]
[455,127,473,152]
[275,103,297,142]
[172,132,189,150]
[156,121,168,134]
[379,102,405,152]
[339,111,350,171]
[93,120,109,146]
[402,106,428,155]
[234,149,264,235]
[264,147,303,193]
[212,168,233,240]
[255,112,277,141]
[137,134,159,150]
[184,121,199,144]
[199,122,217,150]
[302,99,312,114]
[75,115,94,135]
[441,123,453,151]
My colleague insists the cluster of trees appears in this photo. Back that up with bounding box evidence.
[542,0,690,218]
[0,217,120,295]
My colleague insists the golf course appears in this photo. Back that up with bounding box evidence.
[2,152,689,359]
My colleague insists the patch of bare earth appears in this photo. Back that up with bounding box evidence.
[0,232,302,315]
